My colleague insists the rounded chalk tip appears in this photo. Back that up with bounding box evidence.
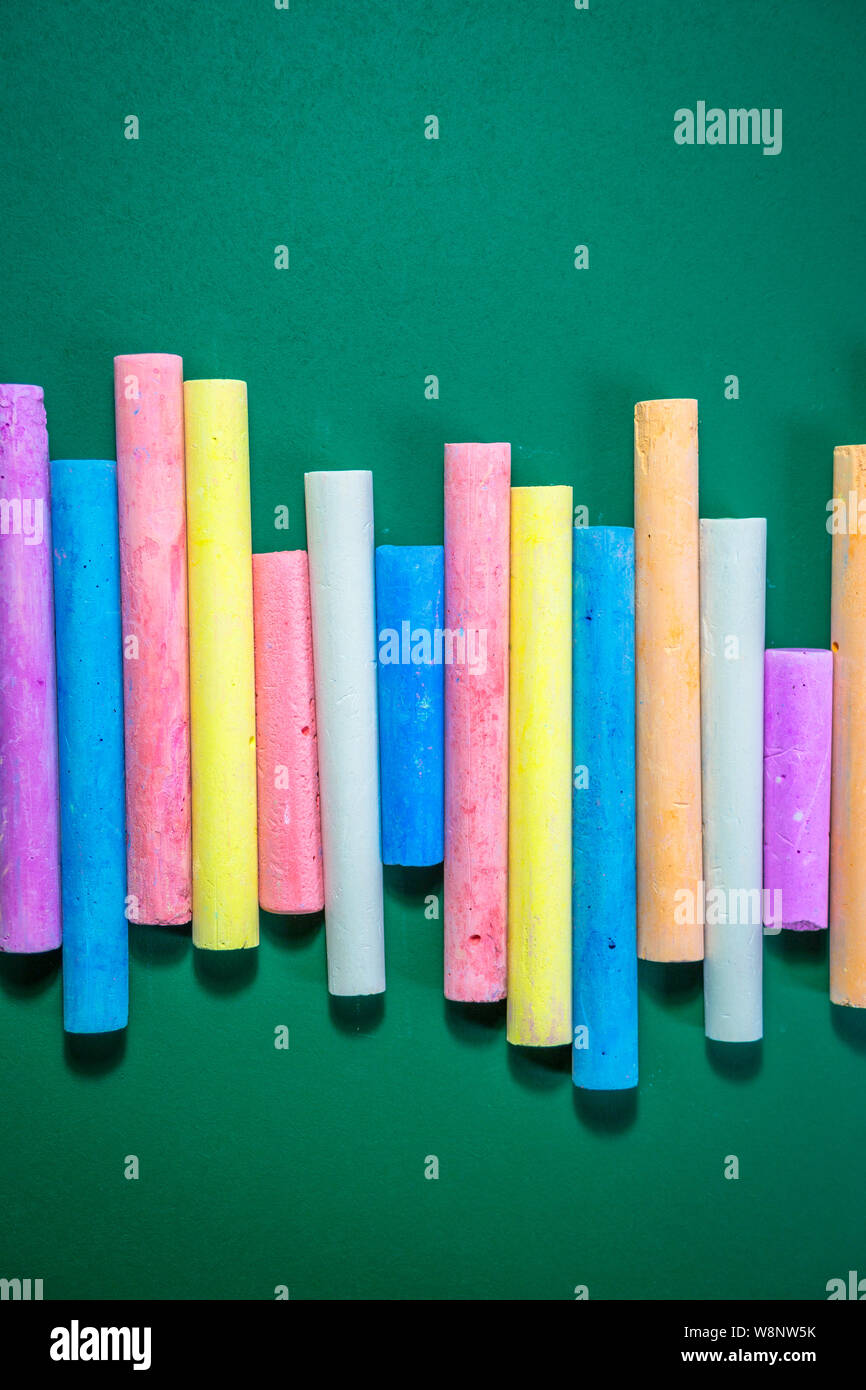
[183,377,247,388]
[50,457,117,470]
[113,352,183,366]
[0,383,44,398]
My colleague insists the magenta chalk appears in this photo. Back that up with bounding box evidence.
[763,648,832,931]
[0,385,61,953]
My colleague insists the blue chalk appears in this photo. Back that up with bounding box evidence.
[51,460,128,1033]
[572,527,638,1089]
[376,545,444,866]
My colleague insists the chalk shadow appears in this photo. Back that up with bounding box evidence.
[830,1002,866,1054]
[573,1085,638,1133]
[64,1028,127,1076]
[444,998,506,1047]
[638,960,703,1010]
[328,993,385,1034]
[507,1041,571,1092]
[129,922,190,966]
[259,907,323,952]
[765,925,827,991]
[383,864,442,905]
[705,1038,762,1081]
[0,947,61,1000]
[193,945,258,995]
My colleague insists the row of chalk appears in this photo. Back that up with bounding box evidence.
[0,374,860,1092]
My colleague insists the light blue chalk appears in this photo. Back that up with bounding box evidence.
[376,545,444,866]
[51,460,128,1033]
[572,526,638,1089]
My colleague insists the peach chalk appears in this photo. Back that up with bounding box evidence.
[114,353,191,926]
[252,551,324,915]
[443,442,511,1002]
[634,400,703,961]
[830,444,866,1007]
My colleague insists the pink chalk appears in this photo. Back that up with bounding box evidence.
[114,354,191,925]
[443,442,511,1001]
[252,551,324,914]
[763,648,833,930]
[0,385,61,952]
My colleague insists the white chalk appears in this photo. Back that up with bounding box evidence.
[700,518,766,1042]
[304,470,385,996]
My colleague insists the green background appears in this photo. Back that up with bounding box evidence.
[1,0,865,1301]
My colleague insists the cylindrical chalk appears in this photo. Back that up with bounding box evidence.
[114,353,191,926]
[700,518,766,1042]
[0,385,61,953]
[572,526,638,1089]
[184,380,258,950]
[634,399,703,961]
[305,470,385,995]
[252,550,324,914]
[51,460,128,1032]
[763,649,832,932]
[375,545,445,867]
[507,486,573,1045]
[444,443,511,1002]
[830,444,866,1006]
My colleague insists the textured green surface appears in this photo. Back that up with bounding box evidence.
[1,0,865,1300]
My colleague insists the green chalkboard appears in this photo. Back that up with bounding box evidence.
[1,0,865,1301]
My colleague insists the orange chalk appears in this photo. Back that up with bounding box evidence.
[252,551,324,915]
[634,399,703,961]
[830,444,866,1006]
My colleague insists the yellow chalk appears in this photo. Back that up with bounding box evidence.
[507,485,573,1046]
[184,380,258,949]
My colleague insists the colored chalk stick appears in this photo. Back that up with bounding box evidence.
[507,486,573,1045]
[184,380,258,950]
[0,385,61,953]
[830,444,866,1007]
[375,545,445,867]
[700,519,766,1043]
[443,443,511,1002]
[634,400,703,961]
[572,526,638,1090]
[51,460,128,1032]
[305,470,385,996]
[763,649,832,932]
[114,353,191,928]
[114,353,191,927]
[252,550,324,914]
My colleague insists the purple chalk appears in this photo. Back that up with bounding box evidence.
[0,385,61,952]
[763,648,832,931]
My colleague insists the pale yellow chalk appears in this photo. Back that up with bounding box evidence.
[507,485,573,1045]
[184,380,259,949]
[634,399,703,961]
[830,444,866,1006]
